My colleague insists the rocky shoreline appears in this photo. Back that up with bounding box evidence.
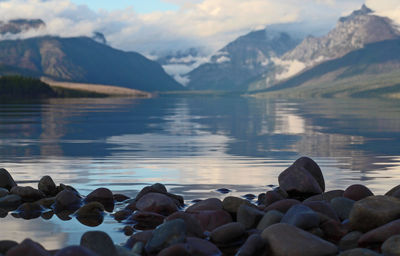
[1,157,400,256]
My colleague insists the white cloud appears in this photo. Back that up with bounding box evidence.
[215,56,230,64]
[366,0,400,24]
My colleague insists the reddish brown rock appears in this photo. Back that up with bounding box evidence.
[343,184,373,201]
[135,192,178,216]
[264,191,285,206]
[190,209,232,232]
[186,198,223,213]
[166,212,205,238]
[358,219,400,246]
[113,194,130,202]
[320,219,348,242]
[303,201,339,221]
[129,211,165,230]
[303,190,344,203]
[113,209,132,222]
[293,157,325,192]
[264,199,301,213]
[210,222,246,244]
[278,166,323,198]
[85,188,114,212]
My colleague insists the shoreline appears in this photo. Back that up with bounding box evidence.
[1,157,400,255]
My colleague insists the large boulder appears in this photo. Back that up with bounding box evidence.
[0,168,17,191]
[261,223,338,256]
[349,196,400,232]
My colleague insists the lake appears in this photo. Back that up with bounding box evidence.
[0,96,400,249]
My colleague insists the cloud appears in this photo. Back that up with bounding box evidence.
[366,0,400,24]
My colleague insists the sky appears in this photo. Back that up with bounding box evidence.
[0,0,399,57]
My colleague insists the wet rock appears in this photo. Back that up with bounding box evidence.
[122,226,134,236]
[135,184,184,207]
[222,196,252,215]
[10,186,44,202]
[303,200,339,221]
[304,190,344,203]
[85,188,114,212]
[185,237,222,256]
[76,202,104,227]
[16,202,43,219]
[343,184,374,201]
[114,209,132,222]
[217,188,231,194]
[157,243,190,256]
[54,246,98,256]
[0,168,17,191]
[166,212,204,238]
[186,198,223,213]
[38,176,57,196]
[236,234,265,256]
[0,194,21,208]
[210,222,245,244]
[381,235,400,256]
[264,199,301,213]
[281,204,320,230]
[349,196,400,232]
[339,231,363,251]
[135,192,178,216]
[263,191,285,206]
[237,204,264,229]
[129,211,165,230]
[37,197,56,209]
[131,242,144,255]
[80,231,118,256]
[125,230,153,249]
[0,240,18,255]
[330,197,355,221]
[190,209,232,232]
[358,219,400,246]
[113,194,130,202]
[41,211,54,220]
[243,194,256,201]
[261,223,338,256]
[338,248,381,256]
[6,239,50,256]
[256,210,284,231]
[54,189,81,212]
[145,219,186,254]
[0,188,8,198]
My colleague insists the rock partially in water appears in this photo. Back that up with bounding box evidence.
[186,198,223,213]
[6,239,50,256]
[80,231,118,256]
[129,211,165,230]
[281,204,320,230]
[85,188,114,212]
[135,192,178,216]
[0,194,21,208]
[349,196,400,232]
[0,168,17,191]
[15,202,44,219]
[125,230,153,249]
[113,194,130,202]
[145,219,186,254]
[54,245,99,256]
[217,188,231,194]
[54,189,81,212]
[0,188,8,198]
[113,209,132,222]
[134,183,184,207]
[37,197,56,209]
[76,202,104,227]
[0,240,18,255]
[38,176,57,197]
[343,184,374,201]
[261,223,338,256]
[10,186,45,202]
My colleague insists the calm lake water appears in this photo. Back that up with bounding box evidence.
[1,96,400,249]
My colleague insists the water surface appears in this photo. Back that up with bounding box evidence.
[0,96,399,248]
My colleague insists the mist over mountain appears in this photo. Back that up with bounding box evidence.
[0,19,45,35]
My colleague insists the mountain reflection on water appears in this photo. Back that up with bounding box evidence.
[0,96,399,249]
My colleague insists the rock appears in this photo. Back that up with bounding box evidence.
[5,239,50,256]
[293,157,325,191]
[131,242,144,255]
[0,168,16,191]
[386,185,400,197]
[16,202,43,219]
[54,189,81,212]
[80,231,118,256]
[236,234,265,256]
[54,246,98,256]
[113,194,130,202]
[303,200,339,221]
[37,197,56,209]
[0,188,8,198]
[129,211,165,230]
[261,223,338,256]
[85,188,114,212]
[222,196,252,215]
[210,222,245,244]
[304,190,344,203]
[76,202,104,227]
[338,231,363,251]
[125,230,153,249]
[264,199,301,213]
[115,245,141,256]
[0,240,18,254]
[381,235,400,256]
[349,196,400,232]
[330,197,355,221]
[190,210,232,232]
[186,198,223,213]
[358,219,400,246]
[217,188,231,194]
[278,165,323,198]
[338,248,381,256]
[263,191,285,206]
[123,226,134,236]
[135,193,178,216]
[343,184,374,201]
[185,237,222,256]
[256,210,284,231]
[165,212,204,238]
[237,204,265,229]
[320,219,348,241]
[38,176,57,196]
[281,204,320,230]
[157,244,190,256]
[10,186,44,202]
[0,194,21,208]
[134,184,184,207]
[114,209,132,222]
[145,219,186,254]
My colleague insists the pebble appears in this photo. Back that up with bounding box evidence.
[85,188,114,212]
[189,209,232,232]
[358,219,400,246]
[222,196,252,215]
[186,198,223,213]
[165,211,205,238]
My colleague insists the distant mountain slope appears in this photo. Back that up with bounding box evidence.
[0,36,183,91]
[251,39,400,98]
[250,5,400,90]
[186,29,300,91]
